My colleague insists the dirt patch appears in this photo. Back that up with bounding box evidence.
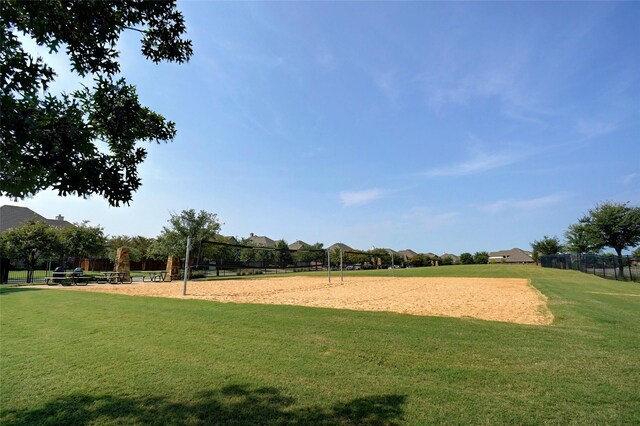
[61,276,553,325]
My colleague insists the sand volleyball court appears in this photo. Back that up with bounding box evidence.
[63,276,552,325]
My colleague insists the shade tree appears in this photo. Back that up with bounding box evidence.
[578,202,640,274]
[473,251,489,265]
[151,209,221,263]
[0,220,64,282]
[1,1,192,206]
[531,236,562,264]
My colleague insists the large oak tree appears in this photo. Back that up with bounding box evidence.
[580,202,640,274]
[1,1,192,206]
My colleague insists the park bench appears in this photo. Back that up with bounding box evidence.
[143,271,168,282]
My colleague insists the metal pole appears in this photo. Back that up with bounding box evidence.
[327,250,331,284]
[183,236,191,296]
[391,253,395,277]
[340,249,343,282]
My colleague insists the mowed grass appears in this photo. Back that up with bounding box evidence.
[1,265,639,425]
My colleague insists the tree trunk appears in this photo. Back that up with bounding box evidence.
[616,248,625,276]
[27,253,35,284]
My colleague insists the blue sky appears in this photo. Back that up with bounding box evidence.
[3,2,639,254]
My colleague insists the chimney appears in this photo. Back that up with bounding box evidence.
[250,233,254,237]
[56,214,64,221]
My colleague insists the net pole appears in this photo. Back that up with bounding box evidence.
[391,253,395,277]
[327,250,331,284]
[183,236,191,296]
[340,249,343,282]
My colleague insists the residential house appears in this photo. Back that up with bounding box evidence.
[398,249,418,261]
[327,242,354,252]
[441,253,460,263]
[0,205,72,233]
[288,240,309,251]
[489,248,534,264]
[247,233,276,248]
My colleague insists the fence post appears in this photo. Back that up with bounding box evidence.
[327,250,331,284]
[183,236,191,296]
[628,255,634,282]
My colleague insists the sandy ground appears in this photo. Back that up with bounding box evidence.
[58,276,553,325]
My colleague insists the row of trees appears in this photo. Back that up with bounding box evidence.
[459,252,490,265]
[0,209,220,279]
[0,209,329,280]
[531,202,640,274]
[0,220,105,282]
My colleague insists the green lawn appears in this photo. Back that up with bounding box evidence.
[1,265,639,425]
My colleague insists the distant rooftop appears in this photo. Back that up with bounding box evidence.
[489,248,534,263]
[288,240,309,250]
[0,205,73,233]
[247,233,276,248]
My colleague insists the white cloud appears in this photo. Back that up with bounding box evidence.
[316,43,337,71]
[480,194,566,214]
[401,208,460,231]
[339,189,383,207]
[623,173,639,185]
[373,70,399,103]
[425,152,523,177]
[575,120,619,138]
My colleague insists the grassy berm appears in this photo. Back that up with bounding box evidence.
[1,265,639,425]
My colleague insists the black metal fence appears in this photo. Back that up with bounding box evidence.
[196,241,327,278]
[540,254,639,282]
[0,257,167,284]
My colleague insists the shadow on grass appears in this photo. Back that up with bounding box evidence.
[0,286,45,295]
[2,384,406,425]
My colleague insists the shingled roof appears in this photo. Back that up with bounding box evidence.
[398,249,418,260]
[247,233,276,248]
[0,205,73,233]
[489,248,534,263]
[288,240,309,250]
[327,242,354,252]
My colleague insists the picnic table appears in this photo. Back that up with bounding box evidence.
[143,271,168,282]
[101,272,132,284]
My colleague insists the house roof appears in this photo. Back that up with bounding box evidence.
[327,242,354,252]
[247,234,276,248]
[398,249,418,259]
[288,240,309,250]
[0,205,73,233]
[489,248,534,263]
[213,235,238,244]
[441,253,460,261]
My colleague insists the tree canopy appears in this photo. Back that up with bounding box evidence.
[459,252,474,265]
[579,202,640,254]
[0,220,64,282]
[563,223,598,254]
[579,202,640,272]
[0,1,192,206]
[530,236,562,263]
[60,221,107,259]
[473,251,489,265]
[152,209,221,260]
